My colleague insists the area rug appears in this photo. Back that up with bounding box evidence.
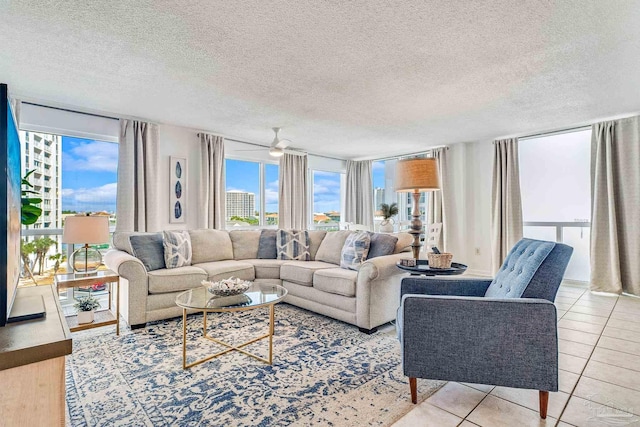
[66,304,443,426]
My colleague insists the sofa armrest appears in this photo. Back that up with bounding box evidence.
[104,249,149,326]
[359,252,412,281]
[401,295,558,391]
[401,276,492,298]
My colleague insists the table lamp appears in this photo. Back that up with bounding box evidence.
[62,214,110,274]
[395,158,441,259]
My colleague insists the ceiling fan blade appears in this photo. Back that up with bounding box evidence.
[234,148,267,152]
[275,139,291,149]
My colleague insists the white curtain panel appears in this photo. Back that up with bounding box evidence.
[491,138,523,274]
[199,133,226,229]
[590,117,640,295]
[344,160,374,230]
[116,119,160,232]
[427,147,449,251]
[279,153,308,230]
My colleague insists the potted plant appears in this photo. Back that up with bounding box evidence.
[74,295,100,324]
[379,203,398,232]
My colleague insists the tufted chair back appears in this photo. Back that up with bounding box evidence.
[485,239,573,302]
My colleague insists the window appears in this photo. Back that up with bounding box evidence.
[225,159,279,227]
[519,129,591,282]
[311,170,343,230]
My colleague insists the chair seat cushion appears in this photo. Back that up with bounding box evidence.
[194,260,255,282]
[245,259,286,279]
[148,266,207,294]
[280,261,335,286]
[313,268,358,297]
[485,239,556,298]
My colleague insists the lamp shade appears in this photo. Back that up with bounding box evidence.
[395,158,441,192]
[62,215,110,244]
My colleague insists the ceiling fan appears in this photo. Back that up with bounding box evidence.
[235,127,291,157]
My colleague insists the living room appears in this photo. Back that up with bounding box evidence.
[1,2,640,426]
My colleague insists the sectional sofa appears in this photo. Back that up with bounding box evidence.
[104,229,414,333]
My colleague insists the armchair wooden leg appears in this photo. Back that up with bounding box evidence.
[409,377,417,404]
[539,391,549,419]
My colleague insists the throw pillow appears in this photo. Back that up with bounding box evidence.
[257,229,278,259]
[130,233,166,271]
[367,233,398,259]
[340,231,371,270]
[163,230,192,269]
[276,230,311,261]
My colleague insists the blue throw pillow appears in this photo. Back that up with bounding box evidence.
[367,233,398,259]
[257,229,278,259]
[129,233,165,271]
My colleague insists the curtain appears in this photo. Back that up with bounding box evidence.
[199,133,226,229]
[590,117,640,295]
[116,119,159,232]
[344,160,374,230]
[491,138,523,274]
[427,147,448,250]
[279,153,308,230]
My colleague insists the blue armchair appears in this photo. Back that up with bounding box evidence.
[398,239,572,419]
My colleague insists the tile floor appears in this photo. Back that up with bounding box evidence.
[392,282,640,427]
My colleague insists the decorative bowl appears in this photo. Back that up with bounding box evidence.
[202,277,251,297]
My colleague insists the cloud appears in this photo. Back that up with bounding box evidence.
[62,140,118,173]
[62,183,117,212]
[265,180,278,204]
[372,161,386,170]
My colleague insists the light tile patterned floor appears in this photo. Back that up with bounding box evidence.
[392,282,640,427]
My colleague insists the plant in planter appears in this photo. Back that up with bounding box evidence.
[73,295,101,324]
[379,203,398,232]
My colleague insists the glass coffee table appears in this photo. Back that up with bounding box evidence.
[175,283,287,369]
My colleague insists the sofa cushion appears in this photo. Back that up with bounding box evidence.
[277,230,311,261]
[308,230,327,260]
[229,230,261,260]
[485,239,556,299]
[148,266,207,294]
[392,232,414,253]
[368,233,398,259]
[257,229,278,259]
[129,233,165,271]
[245,259,286,280]
[280,261,335,286]
[194,260,255,282]
[189,229,233,263]
[340,231,371,270]
[163,230,192,268]
[315,230,353,265]
[313,268,358,297]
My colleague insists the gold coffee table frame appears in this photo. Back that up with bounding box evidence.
[176,285,287,370]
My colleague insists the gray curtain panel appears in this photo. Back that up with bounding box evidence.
[591,117,640,295]
[278,153,308,230]
[116,119,159,232]
[491,138,523,274]
[427,147,448,251]
[344,160,374,229]
[199,133,226,229]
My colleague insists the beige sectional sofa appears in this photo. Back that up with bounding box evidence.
[104,229,413,333]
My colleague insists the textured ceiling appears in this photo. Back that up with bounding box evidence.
[1,1,640,159]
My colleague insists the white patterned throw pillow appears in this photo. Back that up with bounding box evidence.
[340,231,371,270]
[277,230,311,261]
[163,230,192,268]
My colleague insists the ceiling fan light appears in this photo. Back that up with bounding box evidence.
[269,147,284,157]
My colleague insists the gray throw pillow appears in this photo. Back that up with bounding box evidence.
[129,233,165,271]
[257,229,278,259]
[367,233,398,259]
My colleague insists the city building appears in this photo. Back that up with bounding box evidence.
[225,190,256,219]
[19,131,62,239]
[374,187,385,210]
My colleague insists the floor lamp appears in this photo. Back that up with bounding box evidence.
[395,158,441,259]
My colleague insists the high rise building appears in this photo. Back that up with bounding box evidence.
[20,131,62,238]
[374,187,385,210]
[226,190,256,219]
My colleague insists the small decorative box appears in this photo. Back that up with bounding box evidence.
[400,258,417,267]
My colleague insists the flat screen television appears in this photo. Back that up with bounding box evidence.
[0,83,22,327]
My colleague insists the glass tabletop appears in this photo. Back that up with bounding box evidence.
[175,283,288,311]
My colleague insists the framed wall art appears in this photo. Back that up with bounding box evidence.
[169,156,186,224]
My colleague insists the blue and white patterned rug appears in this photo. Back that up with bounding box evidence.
[66,304,443,426]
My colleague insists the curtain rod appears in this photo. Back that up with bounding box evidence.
[219,135,345,161]
[22,101,120,121]
[372,145,449,162]
[494,125,592,143]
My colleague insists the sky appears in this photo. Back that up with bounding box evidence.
[59,137,387,215]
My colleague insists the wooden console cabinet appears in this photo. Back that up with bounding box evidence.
[0,285,72,426]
